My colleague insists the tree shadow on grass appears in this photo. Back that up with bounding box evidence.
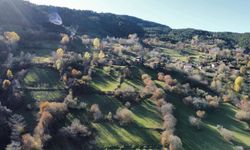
[94,122,160,148]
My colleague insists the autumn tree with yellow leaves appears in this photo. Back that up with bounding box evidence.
[4,31,20,44]
[93,38,101,49]
[6,69,13,79]
[234,76,244,92]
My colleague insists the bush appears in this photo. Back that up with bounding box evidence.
[189,116,202,129]
[90,104,102,121]
[115,107,133,125]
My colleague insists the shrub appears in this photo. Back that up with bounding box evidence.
[169,135,183,150]
[189,116,202,129]
[115,107,133,125]
[90,104,102,121]
[163,114,177,130]
[60,119,90,138]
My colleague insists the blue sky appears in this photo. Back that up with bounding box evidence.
[28,0,250,33]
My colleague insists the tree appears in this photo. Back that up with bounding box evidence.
[22,133,42,150]
[4,32,20,44]
[90,104,102,121]
[56,48,64,58]
[163,114,177,130]
[93,38,101,49]
[233,76,244,92]
[83,52,91,61]
[161,130,174,147]
[60,119,90,138]
[115,107,133,125]
[60,34,70,45]
[189,116,202,129]
[169,135,183,150]
[98,50,105,59]
[55,59,63,70]
[6,69,13,79]
[71,68,81,77]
